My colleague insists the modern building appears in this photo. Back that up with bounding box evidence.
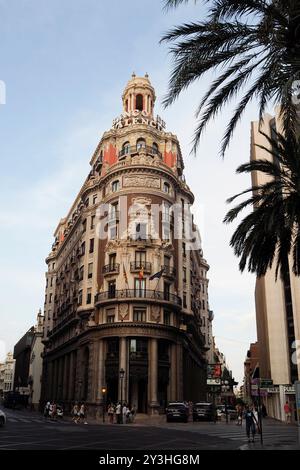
[251,110,300,421]
[28,310,45,410]
[13,327,35,395]
[243,342,259,403]
[41,74,214,416]
[0,352,15,397]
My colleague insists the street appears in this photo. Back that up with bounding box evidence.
[0,408,298,450]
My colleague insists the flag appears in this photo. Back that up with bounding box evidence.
[138,266,144,280]
[149,268,165,281]
[123,263,128,285]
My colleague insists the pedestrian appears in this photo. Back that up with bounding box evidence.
[72,403,79,423]
[108,404,115,424]
[122,403,127,424]
[116,402,121,424]
[44,401,50,420]
[244,405,258,443]
[79,403,88,424]
[51,402,57,421]
[284,401,292,424]
[261,403,267,418]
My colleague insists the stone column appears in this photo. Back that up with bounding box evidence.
[52,359,58,400]
[96,339,105,403]
[63,354,69,401]
[68,351,75,401]
[149,338,159,414]
[176,342,183,401]
[119,337,127,403]
[170,343,177,401]
[58,357,64,401]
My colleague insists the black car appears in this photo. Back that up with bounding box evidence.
[193,402,213,421]
[166,402,189,423]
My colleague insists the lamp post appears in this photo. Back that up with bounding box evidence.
[221,380,230,423]
[119,368,125,406]
[101,387,107,423]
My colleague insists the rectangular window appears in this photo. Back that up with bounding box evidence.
[135,223,147,240]
[52,263,55,270]
[78,290,83,306]
[109,225,118,240]
[183,267,187,283]
[81,241,85,256]
[89,238,94,253]
[85,197,89,207]
[133,308,146,322]
[48,310,51,321]
[112,180,119,192]
[106,308,115,323]
[82,219,87,232]
[183,293,187,309]
[49,293,52,303]
[79,265,84,281]
[164,282,170,301]
[93,194,97,205]
[91,215,95,229]
[135,251,146,266]
[50,277,53,287]
[88,262,93,279]
[163,310,171,326]
[108,280,116,299]
[86,288,92,304]
[46,278,48,288]
[109,253,116,268]
[182,242,186,257]
[134,278,146,297]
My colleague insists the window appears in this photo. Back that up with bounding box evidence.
[182,242,186,257]
[49,293,53,303]
[183,293,187,309]
[202,299,205,310]
[133,308,146,322]
[112,180,119,192]
[79,265,84,281]
[78,290,83,306]
[152,142,159,155]
[91,215,95,229]
[50,277,53,287]
[163,311,171,326]
[164,282,170,301]
[122,141,130,156]
[89,238,94,253]
[88,263,93,279]
[82,219,87,232]
[46,278,48,288]
[163,182,170,193]
[52,263,55,270]
[86,288,92,304]
[134,278,146,297]
[130,338,148,353]
[93,194,97,205]
[48,310,51,321]
[136,94,143,111]
[109,225,118,240]
[136,138,146,151]
[202,316,206,327]
[81,241,85,256]
[84,197,89,207]
[108,280,116,299]
[106,309,115,323]
[135,251,146,267]
[109,253,116,269]
[164,255,170,268]
[183,268,187,283]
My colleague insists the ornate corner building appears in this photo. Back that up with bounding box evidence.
[41,74,214,415]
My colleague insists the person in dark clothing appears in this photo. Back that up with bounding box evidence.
[261,404,267,418]
[244,406,258,443]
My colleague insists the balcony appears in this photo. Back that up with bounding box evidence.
[102,263,120,275]
[130,261,152,274]
[95,289,182,307]
[118,145,162,159]
[162,265,176,279]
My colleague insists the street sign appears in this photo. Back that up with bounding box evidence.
[260,379,273,388]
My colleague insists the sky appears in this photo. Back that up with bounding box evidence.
[0,0,263,384]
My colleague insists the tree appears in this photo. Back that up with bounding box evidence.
[162,0,300,155]
[223,131,300,280]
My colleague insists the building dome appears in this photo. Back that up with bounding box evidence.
[122,73,156,116]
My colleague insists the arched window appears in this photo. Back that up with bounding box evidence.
[136,138,146,151]
[136,94,143,111]
[152,142,158,155]
[121,141,130,157]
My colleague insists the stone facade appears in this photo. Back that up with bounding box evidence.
[41,74,214,415]
[0,352,15,396]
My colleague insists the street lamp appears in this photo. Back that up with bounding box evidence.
[119,368,125,407]
[101,387,107,423]
[221,380,230,423]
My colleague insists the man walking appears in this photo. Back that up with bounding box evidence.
[284,401,292,424]
[244,406,258,443]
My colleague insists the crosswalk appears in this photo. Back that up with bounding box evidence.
[4,410,68,425]
[160,422,298,444]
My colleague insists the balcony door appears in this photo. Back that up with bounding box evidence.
[134,278,146,298]
[135,251,146,269]
[108,280,116,299]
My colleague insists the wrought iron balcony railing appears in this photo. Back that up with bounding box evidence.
[130,261,152,273]
[118,145,162,159]
[102,263,120,275]
[161,265,176,278]
[95,289,182,306]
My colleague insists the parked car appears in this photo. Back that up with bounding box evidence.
[166,402,189,423]
[193,402,214,421]
[217,405,237,421]
[0,409,6,427]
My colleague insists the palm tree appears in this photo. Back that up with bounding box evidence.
[162,0,300,155]
[223,131,300,280]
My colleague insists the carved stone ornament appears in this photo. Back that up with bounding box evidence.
[119,303,129,319]
[150,305,161,322]
[123,176,160,189]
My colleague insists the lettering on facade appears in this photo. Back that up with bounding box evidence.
[112,110,166,131]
